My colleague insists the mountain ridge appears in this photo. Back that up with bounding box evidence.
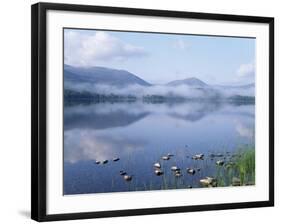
[167,77,208,87]
[64,64,254,90]
[64,65,151,87]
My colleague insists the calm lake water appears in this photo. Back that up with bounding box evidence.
[63,101,255,195]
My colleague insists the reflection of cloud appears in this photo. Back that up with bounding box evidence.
[235,121,254,139]
[237,62,255,77]
[64,130,146,163]
[219,104,255,118]
[169,102,222,122]
[65,30,147,66]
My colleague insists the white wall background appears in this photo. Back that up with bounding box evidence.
[0,0,279,223]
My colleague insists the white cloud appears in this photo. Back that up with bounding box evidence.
[237,62,255,77]
[64,30,147,66]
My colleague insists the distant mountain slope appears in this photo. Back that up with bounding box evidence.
[167,77,208,87]
[64,65,254,102]
[64,65,151,87]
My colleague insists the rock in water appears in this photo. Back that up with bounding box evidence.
[162,156,170,160]
[216,160,224,166]
[113,157,120,162]
[124,175,132,181]
[95,160,100,164]
[154,162,161,169]
[119,170,127,176]
[232,177,241,186]
[171,166,180,172]
[225,162,235,169]
[192,154,204,160]
[200,177,217,187]
[102,160,108,164]
[154,169,164,176]
[175,171,182,177]
[187,168,196,175]
[216,153,224,157]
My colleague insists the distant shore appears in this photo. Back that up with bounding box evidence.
[64,89,255,105]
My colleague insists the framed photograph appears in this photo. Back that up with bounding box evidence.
[31,2,274,222]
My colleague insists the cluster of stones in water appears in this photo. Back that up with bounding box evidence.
[152,152,236,188]
[94,157,133,182]
[95,157,120,165]
[94,151,240,186]
[119,170,133,181]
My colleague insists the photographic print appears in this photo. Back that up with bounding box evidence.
[63,28,255,195]
[32,3,274,221]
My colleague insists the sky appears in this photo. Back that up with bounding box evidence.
[64,28,255,85]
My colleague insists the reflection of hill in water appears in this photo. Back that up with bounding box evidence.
[64,102,254,130]
[168,101,222,122]
[64,108,149,131]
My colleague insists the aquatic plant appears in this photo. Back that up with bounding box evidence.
[216,147,255,187]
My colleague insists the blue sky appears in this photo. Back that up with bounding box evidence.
[64,28,255,85]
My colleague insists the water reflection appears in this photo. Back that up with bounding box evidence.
[65,101,229,130]
[65,130,146,163]
[64,102,255,194]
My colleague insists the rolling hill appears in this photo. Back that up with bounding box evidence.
[64,65,151,87]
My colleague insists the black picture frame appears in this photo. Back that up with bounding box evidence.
[31,2,274,222]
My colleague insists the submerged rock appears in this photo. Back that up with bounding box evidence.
[245,181,255,186]
[192,154,204,160]
[171,166,180,172]
[154,162,161,169]
[167,153,174,157]
[200,177,217,187]
[113,157,120,162]
[216,160,224,166]
[232,177,241,186]
[210,153,224,158]
[95,160,100,164]
[102,160,108,164]
[225,162,235,169]
[162,156,170,160]
[175,170,182,177]
[216,153,224,157]
[119,170,127,176]
[154,169,164,176]
[124,175,132,181]
[186,168,196,175]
